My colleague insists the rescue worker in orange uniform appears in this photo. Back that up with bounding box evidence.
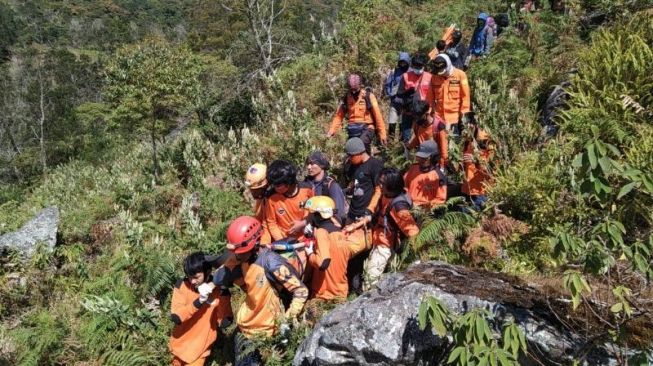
[462,128,495,211]
[327,73,387,153]
[265,160,314,242]
[431,54,471,136]
[303,196,353,301]
[169,252,233,366]
[404,140,448,210]
[362,168,420,290]
[405,99,448,167]
[213,216,308,366]
[397,53,434,142]
[244,163,272,245]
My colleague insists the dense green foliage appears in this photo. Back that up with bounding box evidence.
[1,0,652,365]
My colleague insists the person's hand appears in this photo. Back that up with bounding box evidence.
[198,282,215,303]
[288,219,307,235]
[326,131,334,138]
[304,239,315,256]
[380,137,388,146]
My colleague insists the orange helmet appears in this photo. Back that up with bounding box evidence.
[245,163,267,190]
[226,216,262,254]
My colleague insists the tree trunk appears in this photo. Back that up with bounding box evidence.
[37,69,47,176]
[151,118,160,184]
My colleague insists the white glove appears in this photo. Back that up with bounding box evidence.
[304,223,314,236]
[197,282,215,303]
[304,239,315,256]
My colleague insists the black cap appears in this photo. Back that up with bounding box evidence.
[416,140,439,158]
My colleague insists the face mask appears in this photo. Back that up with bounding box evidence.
[412,67,424,75]
[399,65,409,72]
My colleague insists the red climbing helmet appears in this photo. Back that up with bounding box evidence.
[226,216,262,254]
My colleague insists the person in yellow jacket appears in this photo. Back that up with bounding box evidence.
[212,216,308,366]
[169,252,233,366]
[431,54,471,136]
[327,74,387,153]
[244,163,272,245]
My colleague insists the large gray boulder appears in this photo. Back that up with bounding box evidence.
[0,206,59,257]
[294,261,621,366]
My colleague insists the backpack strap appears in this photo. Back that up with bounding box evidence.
[434,166,447,186]
[383,193,413,226]
[364,87,373,111]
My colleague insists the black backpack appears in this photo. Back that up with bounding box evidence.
[313,176,349,219]
[496,13,510,27]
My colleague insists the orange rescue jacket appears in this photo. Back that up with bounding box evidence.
[214,249,308,338]
[407,116,448,166]
[372,194,420,249]
[308,224,353,300]
[169,280,233,364]
[403,164,448,209]
[265,183,314,241]
[254,198,272,245]
[328,89,387,141]
[461,140,495,196]
[431,68,471,125]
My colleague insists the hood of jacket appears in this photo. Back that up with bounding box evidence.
[398,52,411,63]
[478,12,489,21]
[434,54,454,77]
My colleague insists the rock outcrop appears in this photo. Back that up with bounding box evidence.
[0,206,59,257]
[294,261,619,366]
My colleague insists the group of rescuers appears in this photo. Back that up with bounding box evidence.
[168,17,499,366]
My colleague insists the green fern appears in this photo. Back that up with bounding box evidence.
[11,311,67,366]
[413,197,477,251]
[100,331,157,366]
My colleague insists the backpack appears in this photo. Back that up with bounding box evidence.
[495,13,510,27]
[382,192,415,240]
[314,176,350,221]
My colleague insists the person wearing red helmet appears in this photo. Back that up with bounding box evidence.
[212,216,308,366]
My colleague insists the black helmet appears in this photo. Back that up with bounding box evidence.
[452,30,462,43]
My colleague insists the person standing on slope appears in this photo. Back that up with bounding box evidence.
[431,54,471,136]
[383,52,411,141]
[327,74,387,153]
[213,216,308,366]
[403,140,448,210]
[169,252,233,366]
[244,163,272,245]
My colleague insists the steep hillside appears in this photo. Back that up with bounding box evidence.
[1,0,652,365]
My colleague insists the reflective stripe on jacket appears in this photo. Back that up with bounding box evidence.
[431,68,471,125]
